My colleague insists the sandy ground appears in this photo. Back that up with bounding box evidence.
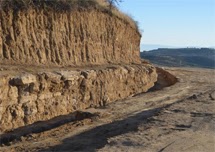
[0,67,215,152]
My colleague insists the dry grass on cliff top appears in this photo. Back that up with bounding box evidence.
[0,0,140,33]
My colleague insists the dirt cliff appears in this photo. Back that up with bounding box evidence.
[0,64,157,132]
[0,1,175,134]
[0,7,141,66]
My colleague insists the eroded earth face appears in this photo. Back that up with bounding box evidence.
[0,67,215,152]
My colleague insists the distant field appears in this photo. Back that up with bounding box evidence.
[140,48,215,69]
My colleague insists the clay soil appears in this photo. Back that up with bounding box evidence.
[0,67,215,152]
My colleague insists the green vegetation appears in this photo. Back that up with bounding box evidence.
[141,48,215,69]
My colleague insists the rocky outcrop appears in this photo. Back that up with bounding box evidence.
[0,64,157,133]
[0,8,141,66]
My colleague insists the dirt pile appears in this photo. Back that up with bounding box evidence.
[150,67,178,90]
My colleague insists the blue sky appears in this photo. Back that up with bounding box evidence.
[118,0,215,49]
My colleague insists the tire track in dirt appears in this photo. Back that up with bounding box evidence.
[0,67,214,152]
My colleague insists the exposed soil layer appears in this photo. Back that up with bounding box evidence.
[0,67,214,152]
[149,67,178,90]
[0,64,158,133]
[0,8,140,66]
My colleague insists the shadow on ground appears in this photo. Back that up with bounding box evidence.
[41,107,164,152]
[0,111,95,145]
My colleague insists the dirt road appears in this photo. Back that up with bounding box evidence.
[0,67,215,152]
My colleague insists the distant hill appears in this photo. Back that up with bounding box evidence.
[140,48,215,69]
[140,44,176,51]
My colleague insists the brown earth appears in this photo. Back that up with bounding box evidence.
[0,3,214,152]
[0,8,140,66]
[0,63,158,133]
[0,67,214,152]
[0,2,153,136]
